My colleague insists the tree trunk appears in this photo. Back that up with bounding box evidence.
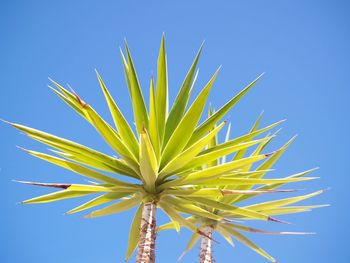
[136,202,157,263]
[199,225,214,263]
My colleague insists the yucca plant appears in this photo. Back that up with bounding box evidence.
[4,35,319,263]
[159,110,325,263]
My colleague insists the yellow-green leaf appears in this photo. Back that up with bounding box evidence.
[85,194,142,218]
[66,192,132,214]
[157,216,197,231]
[162,196,223,221]
[184,196,276,221]
[139,129,158,192]
[96,70,139,158]
[50,85,138,165]
[229,223,314,235]
[259,205,328,215]
[22,149,133,185]
[126,204,144,261]
[232,112,263,161]
[178,232,201,260]
[155,35,168,146]
[245,190,325,211]
[158,121,226,178]
[181,138,271,173]
[121,44,149,135]
[199,120,284,156]
[148,77,160,161]
[187,74,264,147]
[22,190,93,204]
[164,43,202,144]
[255,136,297,173]
[221,122,232,163]
[165,154,269,187]
[233,168,318,204]
[191,176,315,187]
[216,224,235,247]
[81,104,139,166]
[160,68,220,168]
[9,121,138,178]
[158,201,197,232]
[222,225,277,262]
[164,188,294,197]
[49,85,85,118]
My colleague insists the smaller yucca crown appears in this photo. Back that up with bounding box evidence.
[160,110,326,262]
[4,35,324,262]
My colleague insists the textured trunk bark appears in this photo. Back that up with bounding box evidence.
[136,202,157,263]
[199,226,214,263]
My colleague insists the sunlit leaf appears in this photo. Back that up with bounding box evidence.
[67,192,132,214]
[222,225,277,262]
[164,43,202,144]
[85,194,142,218]
[96,70,139,158]
[161,68,220,168]
[121,43,149,135]
[155,35,168,146]
[187,74,264,147]
[126,204,144,261]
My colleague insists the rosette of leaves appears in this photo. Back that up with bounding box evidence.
[4,36,318,263]
[159,111,325,263]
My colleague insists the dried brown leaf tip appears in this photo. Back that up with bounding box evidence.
[13,180,71,189]
[264,151,276,157]
[69,86,87,108]
[142,126,147,134]
[268,216,291,225]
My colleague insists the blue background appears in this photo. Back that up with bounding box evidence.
[0,1,348,262]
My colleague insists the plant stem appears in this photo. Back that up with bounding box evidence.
[136,201,157,263]
[199,225,214,263]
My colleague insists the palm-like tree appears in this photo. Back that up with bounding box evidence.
[160,111,325,263]
[5,36,318,263]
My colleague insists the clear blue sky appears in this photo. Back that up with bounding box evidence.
[0,1,348,262]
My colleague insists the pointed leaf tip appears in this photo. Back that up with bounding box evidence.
[15,145,31,153]
[0,118,12,125]
[289,134,298,142]
[268,216,291,225]
[13,180,71,189]
[177,252,186,262]
[119,46,124,55]
[69,86,87,108]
